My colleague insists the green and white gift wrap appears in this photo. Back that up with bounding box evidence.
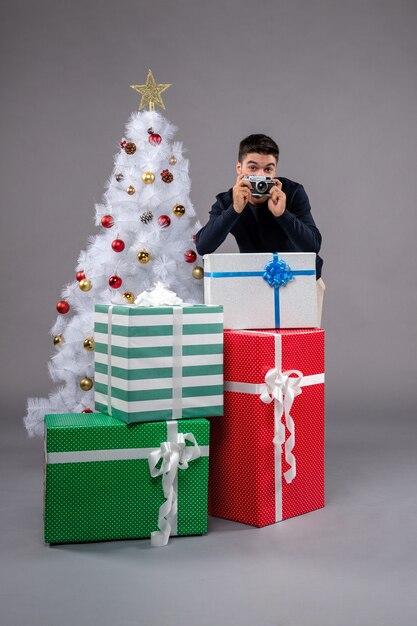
[94,303,223,424]
[44,413,210,546]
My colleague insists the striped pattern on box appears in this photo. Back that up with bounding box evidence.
[94,304,223,424]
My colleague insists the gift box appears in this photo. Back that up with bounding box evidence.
[208,328,325,527]
[94,303,223,423]
[44,413,210,546]
[203,252,317,329]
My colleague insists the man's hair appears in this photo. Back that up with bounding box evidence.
[238,134,279,162]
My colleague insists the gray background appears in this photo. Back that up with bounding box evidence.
[1,1,417,625]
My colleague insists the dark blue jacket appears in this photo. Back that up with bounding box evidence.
[195,177,323,279]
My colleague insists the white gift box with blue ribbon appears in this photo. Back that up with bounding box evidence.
[203,252,317,329]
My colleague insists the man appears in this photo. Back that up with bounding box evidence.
[195,134,325,325]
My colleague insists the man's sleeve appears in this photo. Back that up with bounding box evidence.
[195,195,241,256]
[275,184,322,253]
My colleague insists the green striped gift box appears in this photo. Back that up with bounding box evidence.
[44,413,210,544]
[94,303,223,424]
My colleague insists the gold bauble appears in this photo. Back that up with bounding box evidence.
[83,337,95,351]
[79,278,92,292]
[173,204,186,217]
[192,266,204,280]
[169,155,177,166]
[137,250,151,264]
[80,377,93,391]
[127,185,136,195]
[123,291,135,303]
[53,334,63,346]
[142,171,155,184]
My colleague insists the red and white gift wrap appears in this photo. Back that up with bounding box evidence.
[208,328,325,527]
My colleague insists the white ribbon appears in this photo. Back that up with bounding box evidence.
[135,282,183,306]
[171,307,183,420]
[107,305,114,416]
[148,421,201,547]
[259,368,303,484]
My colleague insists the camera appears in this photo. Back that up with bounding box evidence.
[243,175,276,197]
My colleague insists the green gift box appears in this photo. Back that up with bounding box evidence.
[94,304,223,424]
[44,413,210,546]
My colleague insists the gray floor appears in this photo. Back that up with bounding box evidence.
[1,406,416,626]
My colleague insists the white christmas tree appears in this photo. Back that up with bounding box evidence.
[25,71,204,437]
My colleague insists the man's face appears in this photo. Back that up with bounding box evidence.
[236,152,278,204]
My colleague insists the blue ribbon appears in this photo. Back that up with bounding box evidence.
[263,256,294,287]
[204,253,315,327]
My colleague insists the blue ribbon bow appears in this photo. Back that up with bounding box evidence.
[263,257,295,288]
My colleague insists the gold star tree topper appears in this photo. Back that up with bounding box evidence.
[130,70,172,111]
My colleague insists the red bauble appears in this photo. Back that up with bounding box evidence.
[184,249,197,263]
[109,274,122,289]
[101,215,114,229]
[148,127,162,145]
[111,238,125,252]
[56,300,70,314]
[158,215,171,228]
[76,270,86,282]
[192,234,197,242]
[149,133,162,145]
[82,408,93,413]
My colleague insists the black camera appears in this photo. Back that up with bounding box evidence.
[244,175,275,197]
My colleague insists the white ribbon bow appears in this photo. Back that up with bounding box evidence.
[135,281,183,306]
[148,432,201,547]
[259,368,303,484]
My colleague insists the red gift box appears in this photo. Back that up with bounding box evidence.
[208,328,325,527]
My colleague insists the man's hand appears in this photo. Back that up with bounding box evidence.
[268,179,286,217]
[232,174,252,214]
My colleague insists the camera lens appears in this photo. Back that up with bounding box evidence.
[256,180,268,194]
